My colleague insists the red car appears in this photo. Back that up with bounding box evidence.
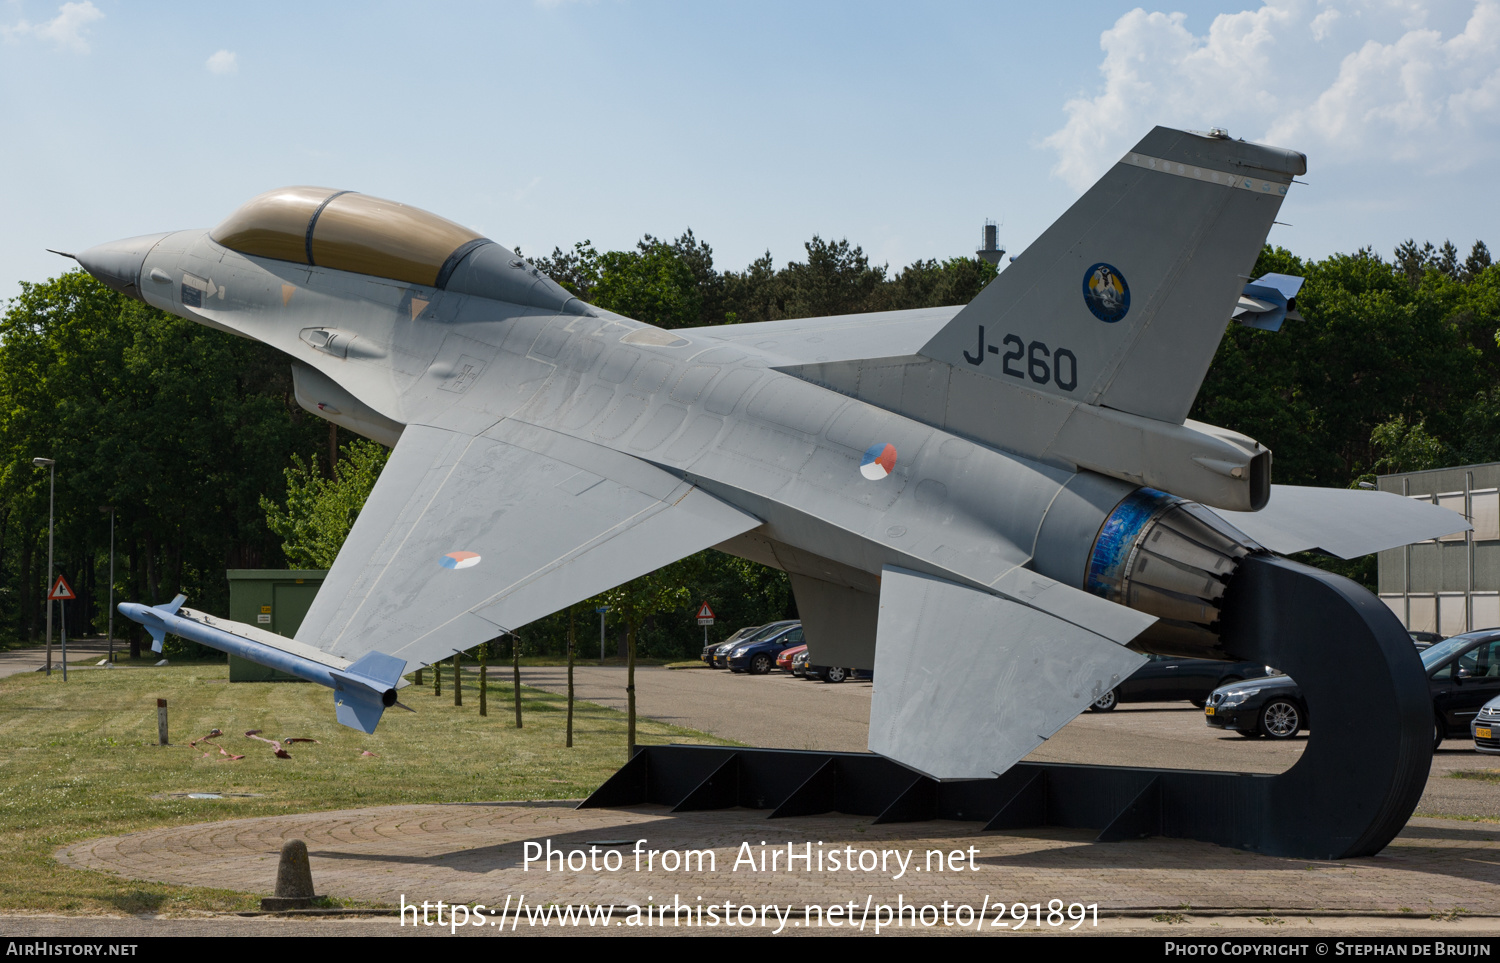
[776,644,808,673]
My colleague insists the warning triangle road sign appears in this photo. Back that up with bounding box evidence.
[48,575,76,601]
[696,602,715,620]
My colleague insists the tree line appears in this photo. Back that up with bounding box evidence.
[0,232,1495,658]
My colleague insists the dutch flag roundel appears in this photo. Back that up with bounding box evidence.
[860,442,898,480]
[440,551,481,570]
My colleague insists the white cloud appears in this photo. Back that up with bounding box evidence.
[1270,2,1500,171]
[1310,7,1341,41]
[1043,1,1500,188]
[1,1,103,53]
[206,50,238,75]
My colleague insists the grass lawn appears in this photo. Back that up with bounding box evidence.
[0,658,732,915]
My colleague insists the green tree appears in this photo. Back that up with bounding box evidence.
[1193,245,1481,487]
[590,242,703,330]
[876,256,998,310]
[262,438,391,568]
[0,272,331,649]
[1371,417,1448,474]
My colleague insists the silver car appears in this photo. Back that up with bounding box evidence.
[1473,695,1500,754]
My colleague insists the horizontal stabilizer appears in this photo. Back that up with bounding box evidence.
[1209,485,1471,559]
[869,566,1145,780]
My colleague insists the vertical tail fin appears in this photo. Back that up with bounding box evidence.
[919,127,1305,425]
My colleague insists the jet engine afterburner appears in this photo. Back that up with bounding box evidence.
[1086,487,1261,660]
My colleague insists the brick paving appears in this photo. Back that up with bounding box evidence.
[58,801,1500,918]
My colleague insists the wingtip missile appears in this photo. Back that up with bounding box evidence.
[116,597,407,733]
[1234,272,1306,331]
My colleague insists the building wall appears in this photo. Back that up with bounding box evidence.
[1377,463,1500,634]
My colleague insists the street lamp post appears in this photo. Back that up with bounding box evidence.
[596,605,610,662]
[32,458,55,677]
[100,506,115,663]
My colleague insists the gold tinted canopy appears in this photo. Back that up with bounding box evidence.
[210,187,489,288]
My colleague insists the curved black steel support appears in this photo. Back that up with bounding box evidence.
[1214,554,1433,857]
[580,556,1432,860]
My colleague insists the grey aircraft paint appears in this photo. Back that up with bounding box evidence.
[90,127,1467,781]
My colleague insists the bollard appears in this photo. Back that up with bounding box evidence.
[260,839,325,911]
[157,698,168,746]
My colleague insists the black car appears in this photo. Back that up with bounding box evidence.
[1088,655,1275,711]
[1410,630,1445,651]
[1204,674,1306,739]
[701,624,764,668]
[1425,629,1500,746]
[1204,628,1500,745]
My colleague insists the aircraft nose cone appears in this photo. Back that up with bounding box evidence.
[76,233,171,302]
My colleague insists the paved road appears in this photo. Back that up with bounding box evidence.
[57,804,1500,936]
[0,641,119,680]
[520,664,1500,818]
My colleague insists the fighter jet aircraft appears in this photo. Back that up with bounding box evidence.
[87,126,1465,779]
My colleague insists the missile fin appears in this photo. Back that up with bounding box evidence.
[328,651,406,734]
[333,686,388,735]
[342,651,407,690]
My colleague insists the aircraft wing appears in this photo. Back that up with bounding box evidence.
[1208,485,1471,559]
[679,305,960,365]
[294,419,762,667]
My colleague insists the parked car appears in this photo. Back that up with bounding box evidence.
[1205,627,1500,746]
[1473,695,1500,754]
[1088,655,1276,711]
[1425,629,1500,746]
[701,624,765,668]
[803,662,873,683]
[790,648,811,678]
[706,621,797,668]
[1410,630,1444,651]
[1204,674,1307,740]
[726,623,804,674]
[776,644,807,673]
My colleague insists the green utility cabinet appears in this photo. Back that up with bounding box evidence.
[225,569,328,682]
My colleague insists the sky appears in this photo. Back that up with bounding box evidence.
[0,0,1496,303]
